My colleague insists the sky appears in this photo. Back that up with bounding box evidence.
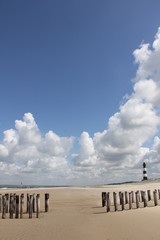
[0,0,160,185]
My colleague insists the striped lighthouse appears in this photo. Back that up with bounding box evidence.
[143,162,148,180]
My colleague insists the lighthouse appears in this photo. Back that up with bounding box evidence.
[143,162,148,180]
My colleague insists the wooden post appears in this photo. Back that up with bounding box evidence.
[121,192,125,211]
[147,190,151,201]
[5,194,9,213]
[113,192,118,212]
[20,194,24,219]
[140,191,144,202]
[36,194,40,218]
[131,191,135,203]
[158,189,160,199]
[135,191,140,208]
[129,192,132,210]
[136,190,140,202]
[45,193,49,212]
[0,194,2,213]
[143,191,147,208]
[10,194,14,219]
[119,192,122,205]
[27,193,29,213]
[137,191,140,202]
[2,196,6,219]
[29,195,33,218]
[106,192,111,213]
[153,190,158,206]
[15,195,19,218]
[125,191,128,204]
[101,192,104,207]
[33,193,35,213]
[13,193,16,213]
[9,193,11,214]
[102,192,106,207]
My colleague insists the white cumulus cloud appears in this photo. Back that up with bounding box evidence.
[0,113,74,185]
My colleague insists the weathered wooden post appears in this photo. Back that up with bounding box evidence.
[15,195,19,218]
[33,193,35,213]
[147,190,151,201]
[129,192,132,210]
[10,194,14,219]
[143,191,147,208]
[153,190,158,206]
[102,192,106,207]
[9,193,11,214]
[5,194,9,213]
[45,193,49,212]
[113,192,118,212]
[141,191,144,202]
[20,194,24,219]
[26,193,29,213]
[135,190,140,202]
[0,194,2,213]
[137,190,140,202]
[158,189,160,199]
[121,192,125,211]
[101,192,104,207]
[135,191,140,208]
[106,192,111,213]
[131,191,135,203]
[29,195,33,218]
[13,193,16,213]
[119,192,122,205]
[2,195,6,219]
[125,191,128,204]
[36,194,40,218]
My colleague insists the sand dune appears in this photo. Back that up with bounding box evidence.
[1,181,160,240]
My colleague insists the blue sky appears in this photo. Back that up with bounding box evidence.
[0,0,160,185]
[0,0,159,137]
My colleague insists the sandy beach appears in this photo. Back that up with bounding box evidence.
[1,181,160,240]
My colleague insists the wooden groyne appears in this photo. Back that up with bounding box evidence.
[0,193,49,219]
[102,189,160,212]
